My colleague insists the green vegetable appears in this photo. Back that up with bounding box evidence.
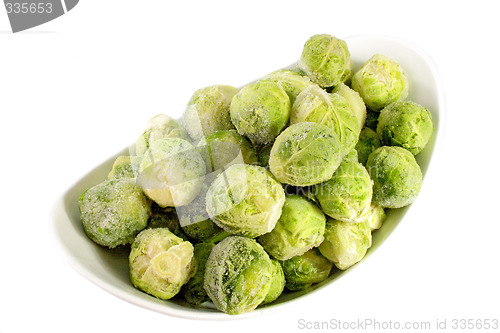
[298,34,353,88]
[262,69,314,105]
[351,54,409,111]
[258,195,326,260]
[280,248,333,291]
[136,114,189,156]
[318,218,372,270]
[230,80,291,145]
[79,178,151,248]
[314,158,373,222]
[377,100,434,155]
[261,259,286,305]
[204,236,275,314]
[180,242,215,305]
[206,164,285,237]
[269,122,343,186]
[355,127,382,165]
[183,85,238,142]
[137,138,205,207]
[129,228,195,300]
[366,146,422,208]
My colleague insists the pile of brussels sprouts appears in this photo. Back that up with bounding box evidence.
[78,34,434,315]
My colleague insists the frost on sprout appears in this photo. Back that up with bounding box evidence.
[314,158,373,223]
[318,218,372,270]
[135,114,189,156]
[298,34,353,88]
[137,137,205,208]
[377,100,434,155]
[262,69,315,105]
[258,195,326,260]
[206,164,285,237]
[280,248,333,291]
[78,178,151,248]
[366,146,422,209]
[183,85,238,142]
[204,236,275,315]
[129,228,195,300]
[351,54,409,111]
[230,80,291,145]
[269,122,343,186]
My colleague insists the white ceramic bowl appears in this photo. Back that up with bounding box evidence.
[51,35,445,320]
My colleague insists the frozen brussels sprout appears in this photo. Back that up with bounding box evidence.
[129,228,195,300]
[261,259,286,305]
[180,242,214,305]
[291,85,360,154]
[136,114,189,156]
[137,138,205,207]
[360,203,386,231]
[204,236,275,315]
[107,155,143,180]
[230,80,291,145]
[176,184,223,242]
[79,178,151,248]
[206,164,285,237]
[269,122,343,186]
[145,202,188,241]
[366,146,422,208]
[364,109,380,131]
[183,85,238,142]
[355,127,382,166]
[258,195,326,260]
[298,34,353,88]
[333,82,367,131]
[319,218,372,270]
[197,129,258,175]
[262,69,314,105]
[351,54,409,111]
[280,248,333,291]
[314,159,373,222]
[377,100,434,155]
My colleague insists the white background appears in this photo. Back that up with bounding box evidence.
[1,1,499,332]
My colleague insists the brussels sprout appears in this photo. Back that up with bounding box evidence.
[280,248,333,291]
[261,259,286,305]
[298,34,353,88]
[366,146,422,208]
[258,195,326,260]
[319,218,372,270]
[290,85,360,154]
[377,100,434,155]
[314,159,372,222]
[107,155,143,180]
[176,184,223,242]
[269,122,343,186]
[355,127,382,165]
[332,82,367,131]
[204,236,275,315]
[230,80,291,145]
[197,129,258,175]
[79,178,151,248]
[136,114,189,156]
[145,202,188,241]
[129,228,195,300]
[351,54,409,111]
[183,85,239,142]
[180,242,214,305]
[262,69,315,105]
[137,138,205,207]
[360,203,386,231]
[206,164,285,237]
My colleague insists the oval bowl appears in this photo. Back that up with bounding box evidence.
[51,35,445,320]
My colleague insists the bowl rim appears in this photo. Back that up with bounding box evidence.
[50,34,446,321]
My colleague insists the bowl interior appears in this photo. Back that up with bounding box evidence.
[51,35,444,320]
